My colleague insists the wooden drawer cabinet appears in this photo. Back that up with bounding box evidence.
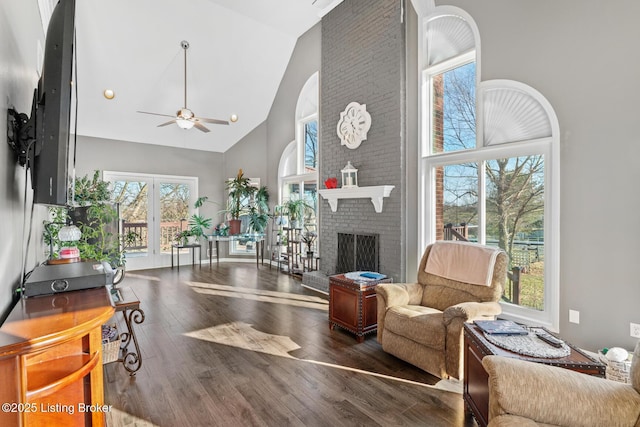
[329,274,391,342]
[0,288,114,426]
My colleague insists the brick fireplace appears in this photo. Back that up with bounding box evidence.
[318,0,409,282]
[336,232,379,274]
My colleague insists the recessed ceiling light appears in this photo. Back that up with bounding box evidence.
[230,114,238,123]
[103,89,115,100]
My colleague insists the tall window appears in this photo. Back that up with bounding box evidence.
[304,119,318,171]
[421,9,559,329]
[229,178,260,255]
[278,73,319,238]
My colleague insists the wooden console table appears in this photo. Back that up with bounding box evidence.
[329,274,391,342]
[0,288,114,427]
[463,322,605,427]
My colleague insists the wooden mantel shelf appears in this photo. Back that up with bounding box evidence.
[318,185,395,213]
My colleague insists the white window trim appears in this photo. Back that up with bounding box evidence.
[422,137,559,330]
[297,113,319,173]
[419,8,560,331]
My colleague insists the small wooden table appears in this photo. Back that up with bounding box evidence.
[463,322,606,427]
[329,273,391,342]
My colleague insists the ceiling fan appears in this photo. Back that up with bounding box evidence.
[137,40,231,133]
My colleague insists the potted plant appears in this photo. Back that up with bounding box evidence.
[188,214,212,241]
[45,171,128,283]
[248,186,270,234]
[225,169,256,235]
[273,205,287,226]
[301,230,317,257]
[73,170,111,206]
[175,229,197,245]
[285,197,313,229]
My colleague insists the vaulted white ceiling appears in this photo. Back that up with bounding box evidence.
[73,0,342,153]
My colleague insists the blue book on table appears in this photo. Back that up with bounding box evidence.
[359,272,386,280]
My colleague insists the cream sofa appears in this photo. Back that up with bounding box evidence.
[482,341,640,427]
[376,241,507,379]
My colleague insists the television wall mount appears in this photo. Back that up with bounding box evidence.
[7,89,38,167]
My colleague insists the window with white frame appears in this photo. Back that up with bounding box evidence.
[420,9,560,330]
[229,177,260,255]
[278,73,319,243]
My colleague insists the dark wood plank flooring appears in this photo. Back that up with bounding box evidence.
[104,263,477,427]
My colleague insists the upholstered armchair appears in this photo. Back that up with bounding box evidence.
[376,241,507,379]
[482,341,640,427]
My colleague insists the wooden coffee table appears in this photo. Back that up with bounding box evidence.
[463,322,605,427]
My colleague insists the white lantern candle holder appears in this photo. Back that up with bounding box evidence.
[341,161,358,188]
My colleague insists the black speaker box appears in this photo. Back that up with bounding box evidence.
[23,261,114,297]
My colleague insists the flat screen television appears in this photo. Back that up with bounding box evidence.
[31,0,77,206]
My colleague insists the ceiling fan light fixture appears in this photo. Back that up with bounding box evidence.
[138,41,228,133]
[176,118,195,129]
[178,108,194,119]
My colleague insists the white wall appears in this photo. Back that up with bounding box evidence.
[0,3,50,319]
[437,0,640,350]
[75,135,226,239]
[225,23,321,200]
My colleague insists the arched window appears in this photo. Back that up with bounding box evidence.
[420,7,560,330]
[278,72,319,237]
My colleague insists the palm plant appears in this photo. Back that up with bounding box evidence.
[285,197,313,228]
[225,169,256,220]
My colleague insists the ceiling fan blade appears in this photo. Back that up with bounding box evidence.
[193,122,211,133]
[137,111,175,119]
[157,120,177,127]
[198,117,230,125]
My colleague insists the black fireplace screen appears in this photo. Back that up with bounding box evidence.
[336,232,379,273]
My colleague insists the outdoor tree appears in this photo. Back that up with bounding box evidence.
[439,63,545,261]
[304,120,318,171]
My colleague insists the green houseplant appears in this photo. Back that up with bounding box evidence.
[44,171,129,283]
[225,169,256,234]
[248,186,270,234]
[285,197,313,229]
[175,229,197,245]
[188,214,212,239]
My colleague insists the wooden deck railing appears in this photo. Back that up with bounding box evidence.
[505,266,521,305]
[443,223,468,241]
[121,220,183,251]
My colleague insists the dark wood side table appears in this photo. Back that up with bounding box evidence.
[329,274,392,342]
[463,322,606,427]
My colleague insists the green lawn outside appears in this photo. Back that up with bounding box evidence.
[504,261,544,310]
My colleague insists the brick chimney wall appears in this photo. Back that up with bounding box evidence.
[319,0,406,281]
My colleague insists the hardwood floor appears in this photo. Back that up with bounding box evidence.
[104,263,478,427]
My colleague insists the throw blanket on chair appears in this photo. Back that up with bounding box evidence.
[425,241,501,286]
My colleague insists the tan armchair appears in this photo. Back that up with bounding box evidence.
[376,241,507,379]
[482,341,640,427]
